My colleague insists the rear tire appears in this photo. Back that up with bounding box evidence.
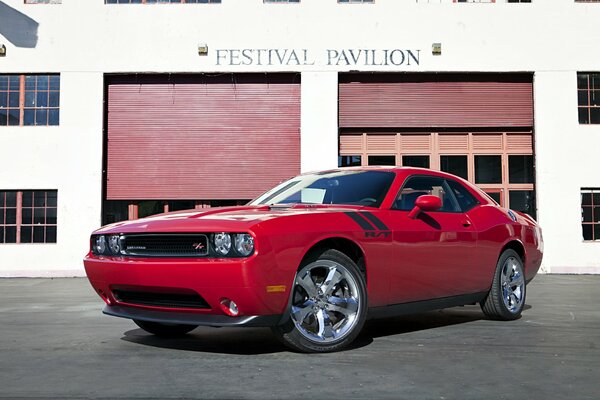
[133,320,198,337]
[272,249,367,353]
[481,249,526,320]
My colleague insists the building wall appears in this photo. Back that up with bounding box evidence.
[0,0,599,275]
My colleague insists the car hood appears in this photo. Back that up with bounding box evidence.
[94,204,369,234]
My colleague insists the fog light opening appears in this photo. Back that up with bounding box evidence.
[219,298,240,317]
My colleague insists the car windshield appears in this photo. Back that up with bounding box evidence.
[250,170,396,208]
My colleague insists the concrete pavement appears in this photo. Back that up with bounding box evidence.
[0,275,598,399]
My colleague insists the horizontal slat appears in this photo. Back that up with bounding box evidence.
[339,78,533,128]
[106,75,300,200]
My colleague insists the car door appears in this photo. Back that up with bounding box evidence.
[386,175,479,304]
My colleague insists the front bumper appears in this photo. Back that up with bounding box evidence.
[84,253,292,322]
[103,304,282,327]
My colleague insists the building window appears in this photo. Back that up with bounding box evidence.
[339,0,374,3]
[581,188,600,241]
[24,0,62,3]
[0,74,60,126]
[105,0,221,3]
[577,72,600,124]
[0,190,57,244]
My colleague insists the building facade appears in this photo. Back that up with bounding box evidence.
[0,0,599,276]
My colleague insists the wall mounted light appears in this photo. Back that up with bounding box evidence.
[432,43,442,56]
[0,45,6,57]
[198,43,208,56]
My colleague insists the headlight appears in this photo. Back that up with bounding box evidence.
[108,235,121,254]
[234,234,254,257]
[94,235,106,254]
[213,233,232,256]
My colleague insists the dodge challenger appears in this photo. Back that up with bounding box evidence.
[84,167,543,353]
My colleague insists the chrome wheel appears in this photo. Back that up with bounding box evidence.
[291,259,361,343]
[501,256,525,313]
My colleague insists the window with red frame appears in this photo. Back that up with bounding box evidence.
[582,188,600,241]
[0,190,57,244]
[577,72,600,124]
[0,74,60,126]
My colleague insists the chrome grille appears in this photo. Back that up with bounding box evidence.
[121,234,209,257]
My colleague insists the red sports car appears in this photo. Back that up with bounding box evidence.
[84,167,543,353]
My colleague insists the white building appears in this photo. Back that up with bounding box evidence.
[0,0,599,276]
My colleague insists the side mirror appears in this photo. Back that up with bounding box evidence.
[407,195,442,219]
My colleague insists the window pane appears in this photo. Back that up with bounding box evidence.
[49,91,59,107]
[5,226,16,243]
[35,109,48,125]
[8,91,19,107]
[24,91,35,107]
[0,92,7,107]
[0,76,7,90]
[6,191,16,207]
[590,108,600,124]
[33,226,45,243]
[47,208,57,224]
[485,192,502,205]
[509,190,536,220]
[36,91,48,107]
[368,155,395,166]
[582,224,593,241]
[8,109,20,125]
[102,200,130,225]
[6,209,16,224]
[166,201,195,212]
[0,212,3,224]
[446,179,478,212]
[595,225,600,241]
[46,226,57,243]
[49,75,60,90]
[582,206,593,222]
[47,191,57,207]
[20,226,32,243]
[23,109,35,126]
[591,74,600,90]
[595,207,600,223]
[590,91,600,106]
[577,73,588,90]
[475,155,502,184]
[578,90,589,106]
[137,201,164,218]
[440,155,468,180]
[338,155,361,167]
[34,191,46,207]
[48,109,59,125]
[22,207,33,224]
[594,192,600,205]
[579,108,590,124]
[509,155,534,183]
[37,75,49,90]
[0,227,3,243]
[22,191,33,207]
[402,155,430,169]
[25,75,35,90]
[34,208,45,224]
[0,109,6,125]
[8,75,19,88]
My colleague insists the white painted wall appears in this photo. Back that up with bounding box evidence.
[0,0,599,275]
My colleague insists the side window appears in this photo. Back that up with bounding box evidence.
[393,175,460,212]
[446,179,480,212]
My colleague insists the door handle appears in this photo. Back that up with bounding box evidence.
[461,220,472,228]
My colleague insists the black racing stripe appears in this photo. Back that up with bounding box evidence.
[344,212,376,231]
[359,212,389,231]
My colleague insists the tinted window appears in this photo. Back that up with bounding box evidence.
[251,171,395,208]
[446,179,479,212]
[393,175,460,212]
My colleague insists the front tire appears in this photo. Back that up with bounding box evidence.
[272,249,368,353]
[481,249,526,320]
[133,320,198,337]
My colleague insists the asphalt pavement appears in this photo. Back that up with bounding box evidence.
[0,275,598,400]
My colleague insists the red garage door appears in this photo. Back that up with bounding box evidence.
[105,74,300,201]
